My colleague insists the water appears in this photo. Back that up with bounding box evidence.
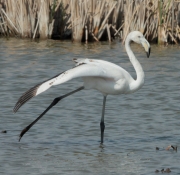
[0,38,180,175]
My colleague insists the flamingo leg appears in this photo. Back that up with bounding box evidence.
[19,86,84,141]
[100,96,106,144]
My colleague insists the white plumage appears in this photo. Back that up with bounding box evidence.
[14,31,151,143]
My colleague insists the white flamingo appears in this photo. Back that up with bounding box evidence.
[14,31,150,143]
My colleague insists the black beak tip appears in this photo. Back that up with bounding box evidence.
[146,47,151,58]
[146,52,149,58]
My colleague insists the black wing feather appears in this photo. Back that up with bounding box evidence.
[13,83,42,113]
[13,71,64,113]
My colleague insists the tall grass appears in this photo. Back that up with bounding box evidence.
[0,0,180,44]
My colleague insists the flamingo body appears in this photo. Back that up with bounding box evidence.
[14,31,151,143]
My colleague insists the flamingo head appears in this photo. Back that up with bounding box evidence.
[128,31,151,58]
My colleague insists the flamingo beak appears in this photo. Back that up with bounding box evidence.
[140,38,151,58]
[147,47,151,58]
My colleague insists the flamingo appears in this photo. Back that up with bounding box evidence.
[14,31,150,143]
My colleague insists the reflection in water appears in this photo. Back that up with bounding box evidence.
[0,38,180,174]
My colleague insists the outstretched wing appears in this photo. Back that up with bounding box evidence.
[13,71,64,113]
[13,62,116,113]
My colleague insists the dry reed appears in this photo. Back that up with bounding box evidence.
[0,0,180,44]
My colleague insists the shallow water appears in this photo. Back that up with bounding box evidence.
[0,38,180,175]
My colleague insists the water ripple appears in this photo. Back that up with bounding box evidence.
[0,38,180,174]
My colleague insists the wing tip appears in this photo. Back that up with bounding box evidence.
[13,71,65,113]
[13,84,41,113]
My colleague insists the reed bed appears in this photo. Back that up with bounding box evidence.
[0,0,180,44]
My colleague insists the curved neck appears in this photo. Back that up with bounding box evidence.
[125,36,145,92]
